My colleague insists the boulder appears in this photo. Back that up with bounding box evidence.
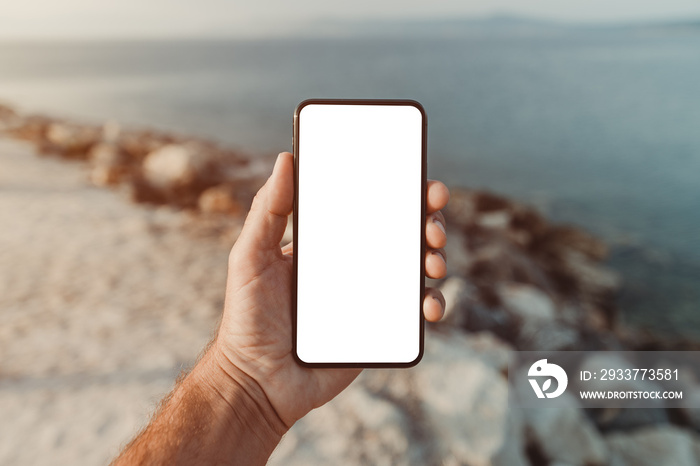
[444,187,621,341]
[413,330,528,466]
[591,407,669,433]
[476,210,510,230]
[197,184,243,215]
[458,330,514,374]
[88,142,129,186]
[119,131,172,161]
[606,426,700,466]
[45,122,100,158]
[269,385,415,465]
[220,155,270,181]
[498,283,555,322]
[560,250,620,302]
[518,320,580,351]
[494,283,583,350]
[143,143,211,189]
[443,227,473,276]
[7,115,52,143]
[439,280,519,343]
[544,225,609,261]
[472,191,512,214]
[141,142,222,205]
[271,330,518,465]
[517,388,608,465]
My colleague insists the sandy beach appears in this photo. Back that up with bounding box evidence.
[0,137,240,464]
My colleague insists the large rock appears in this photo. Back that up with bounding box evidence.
[413,329,527,466]
[143,143,214,190]
[88,142,129,187]
[140,142,223,206]
[274,329,524,465]
[7,115,52,143]
[497,283,581,350]
[118,130,172,161]
[514,374,608,465]
[498,283,555,322]
[197,184,243,215]
[560,249,620,303]
[606,426,700,466]
[457,330,514,374]
[524,395,608,465]
[437,277,519,342]
[443,222,473,275]
[444,187,620,349]
[269,384,416,465]
[476,210,511,230]
[518,320,581,351]
[44,122,100,158]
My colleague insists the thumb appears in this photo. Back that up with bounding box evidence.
[237,152,294,254]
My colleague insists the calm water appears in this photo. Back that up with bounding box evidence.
[1,26,699,335]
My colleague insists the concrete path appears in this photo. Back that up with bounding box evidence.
[0,138,237,464]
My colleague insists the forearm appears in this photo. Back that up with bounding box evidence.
[113,346,287,465]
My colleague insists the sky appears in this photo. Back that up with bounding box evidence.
[1,0,700,39]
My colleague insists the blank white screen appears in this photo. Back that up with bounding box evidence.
[296,103,423,364]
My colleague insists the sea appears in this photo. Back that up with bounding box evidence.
[1,23,699,336]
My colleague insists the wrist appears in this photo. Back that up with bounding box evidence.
[191,342,288,448]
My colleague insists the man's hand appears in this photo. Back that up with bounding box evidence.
[114,152,449,465]
[214,152,449,428]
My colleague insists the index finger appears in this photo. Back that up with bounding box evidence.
[427,180,449,214]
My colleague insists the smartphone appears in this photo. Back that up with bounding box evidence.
[293,99,427,367]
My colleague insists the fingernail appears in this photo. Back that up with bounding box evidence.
[432,250,446,263]
[271,153,287,178]
[432,217,446,234]
[433,296,445,317]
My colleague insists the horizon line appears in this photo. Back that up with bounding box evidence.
[0,13,698,42]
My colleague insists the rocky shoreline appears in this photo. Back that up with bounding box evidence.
[0,103,269,215]
[3,102,700,465]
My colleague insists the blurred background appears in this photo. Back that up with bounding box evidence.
[2,1,700,464]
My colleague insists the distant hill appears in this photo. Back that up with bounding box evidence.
[299,14,700,38]
[303,14,564,38]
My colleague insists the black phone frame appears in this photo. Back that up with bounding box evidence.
[292,98,428,368]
